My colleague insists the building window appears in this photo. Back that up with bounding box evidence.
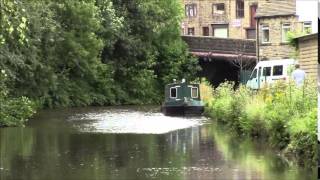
[187,28,195,35]
[236,0,244,18]
[246,29,256,39]
[261,25,269,43]
[202,27,209,36]
[212,24,228,38]
[281,23,291,42]
[303,21,312,33]
[213,3,225,15]
[185,4,197,18]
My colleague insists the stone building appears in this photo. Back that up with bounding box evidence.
[181,0,317,62]
[255,0,316,61]
[181,0,262,39]
[293,33,318,79]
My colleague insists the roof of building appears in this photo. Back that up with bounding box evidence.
[293,33,318,41]
[255,0,296,18]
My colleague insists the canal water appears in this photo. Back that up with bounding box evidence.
[0,106,316,180]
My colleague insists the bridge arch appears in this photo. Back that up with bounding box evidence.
[182,36,257,87]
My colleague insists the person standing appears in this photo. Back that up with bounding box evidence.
[291,64,306,87]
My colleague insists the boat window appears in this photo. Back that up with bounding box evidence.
[273,65,283,76]
[191,87,198,98]
[170,87,177,98]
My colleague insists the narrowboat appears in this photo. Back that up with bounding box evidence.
[161,79,204,116]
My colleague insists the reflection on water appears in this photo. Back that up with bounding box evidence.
[0,106,316,180]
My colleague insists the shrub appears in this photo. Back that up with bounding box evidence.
[0,70,35,127]
[286,108,317,165]
[239,98,267,137]
[205,79,317,166]
[209,82,234,123]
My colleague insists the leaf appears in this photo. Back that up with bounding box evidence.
[22,17,27,23]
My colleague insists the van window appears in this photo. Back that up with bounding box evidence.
[250,69,257,79]
[273,65,283,76]
[263,67,271,76]
[259,67,262,76]
[170,87,177,98]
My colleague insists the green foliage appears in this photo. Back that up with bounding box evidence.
[0,0,29,45]
[0,0,199,114]
[104,0,199,104]
[286,108,317,165]
[205,80,317,166]
[287,30,308,47]
[0,0,199,126]
[239,98,267,137]
[0,70,35,127]
[286,30,310,59]
[206,82,234,123]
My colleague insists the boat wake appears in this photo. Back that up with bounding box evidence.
[69,109,209,134]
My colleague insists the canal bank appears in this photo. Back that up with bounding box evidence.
[0,106,315,180]
[203,81,317,167]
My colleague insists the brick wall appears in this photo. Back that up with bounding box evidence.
[296,34,318,79]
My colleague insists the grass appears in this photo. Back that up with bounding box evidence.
[202,80,317,167]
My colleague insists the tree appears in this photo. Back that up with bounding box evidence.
[0,0,200,109]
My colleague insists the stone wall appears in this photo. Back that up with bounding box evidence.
[182,36,256,55]
[229,0,260,39]
[296,34,318,79]
[258,15,299,60]
[181,0,262,39]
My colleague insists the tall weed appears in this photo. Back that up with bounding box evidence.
[205,79,317,166]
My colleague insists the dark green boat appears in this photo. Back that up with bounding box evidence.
[161,79,204,116]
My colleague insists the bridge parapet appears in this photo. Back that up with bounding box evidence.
[182,36,257,61]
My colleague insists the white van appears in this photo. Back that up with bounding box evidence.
[246,59,296,90]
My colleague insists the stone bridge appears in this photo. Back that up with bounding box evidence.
[182,36,257,62]
[181,36,257,87]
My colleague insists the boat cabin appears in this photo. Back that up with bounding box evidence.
[165,82,201,102]
[162,79,204,116]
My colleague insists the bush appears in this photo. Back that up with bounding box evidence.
[264,102,291,149]
[239,98,267,137]
[286,108,317,166]
[0,70,35,127]
[208,82,234,123]
[205,80,317,166]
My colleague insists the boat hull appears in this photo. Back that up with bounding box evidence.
[161,105,204,116]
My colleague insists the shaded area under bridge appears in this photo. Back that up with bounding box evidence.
[182,36,257,87]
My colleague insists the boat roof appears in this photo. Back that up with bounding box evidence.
[166,82,199,86]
